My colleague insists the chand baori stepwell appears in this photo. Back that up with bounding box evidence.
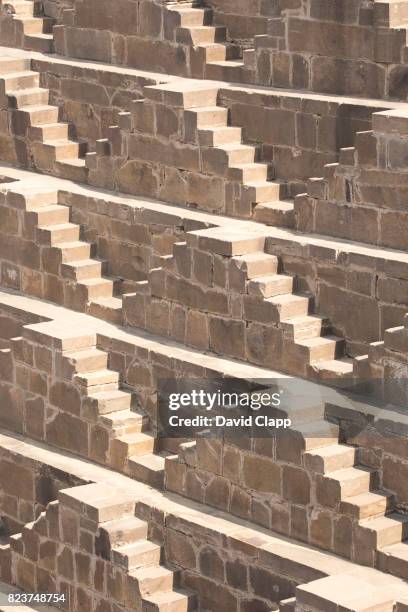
[4,0,408,610]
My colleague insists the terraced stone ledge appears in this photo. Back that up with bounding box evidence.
[0,429,408,611]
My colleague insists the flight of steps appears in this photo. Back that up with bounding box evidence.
[305,439,408,580]
[0,57,88,182]
[165,0,255,82]
[10,483,196,611]
[23,326,166,489]
[239,248,353,377]
[1,0,54,52]
[2,186,126,322]
[181,94,295,226]
[130,230,354,381]
[61,342,166,488]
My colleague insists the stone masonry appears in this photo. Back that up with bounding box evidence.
[1,1,408,611]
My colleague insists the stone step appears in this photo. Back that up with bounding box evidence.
[112,432,157,459]
[1,70,39,91]
[295,335,344,363]
[304,444,357,474]
[312,357,355,379]
[325,466,376,499]
[78,277,114,300]
[248,273,293,298]
[98,516,148,548]
[217,142,255,165]
[98,409,146,437]
[243,180,286,204]
[266,293,310,320]
[59,482,135,523]
[0,58,31,73]
[168,6,211,27]
[130,565,177,597]
[228,162,268,182]
[55,157,88,182]
[231,252,278,279]
[295,574,395,612]
[61,259,105,281]
[29,122,70,141]
[192,227,265,256]
[176,25,226,45]
[378,542,408,581]
[17,104,59,125]
[20,16,46,34]
[185,105,228,129]
[286,403,327,427]
[87,389,133,415]
[5,188,57,209]
[88,296,123,324]
[144,83,218,109]
[127,453,166,489]
[340,490,394,520]
[7,0,35,15]
[253,200,295,227]
[74,368,119,388]
[198,125,242,146]
[38,139,81,161]
[63,347,108,374]
[359,513,408,548]
[26,204,69,225]
[202,42,227,63]
[111,540,161,570]
[24,33,54,53]
[36,222,80,245]
[206,59,245,81]
[142,588,197,612]
[281,314,326,341]
[54,240,92,263]
[294,421,340,450]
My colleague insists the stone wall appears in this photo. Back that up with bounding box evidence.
[166,404,408,568]
[87,80,377,216]
[203,0,273,44]
[32,58,158,146]
[296,108,408,251]
[218,86,378,190]
[254,0,408,99]
[54,0,195,76]
[0,182,208,314]
[43,0,75,22]
[0,444,86,535]
[58,189,208,286]
[265,233,408,356]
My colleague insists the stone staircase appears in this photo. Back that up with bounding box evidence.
[296,106,408,250]
[125,80,295,225]
[169,408,408,584]
[0,185,127,322]
[10,320,167,489]
[165,0,255,81]
[0,0,54,52]
[305,439,408,576]
[60,340,166,489]
[0,56,88,182]
[126,228,354,381]
[9,482,196,611]
[180,90,295,226]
